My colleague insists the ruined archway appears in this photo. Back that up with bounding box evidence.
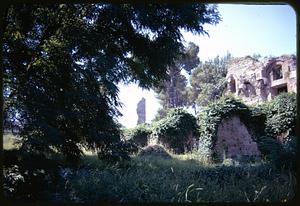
[228,75,236,93]
[198,97,265,163]
[272,65,283,80]
[214,115,261,161]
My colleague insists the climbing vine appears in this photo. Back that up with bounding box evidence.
[197,96,266,160]
[256,92,297,170]
[260,92,296,137]
[152,108,199,154]
[123,124,152,147]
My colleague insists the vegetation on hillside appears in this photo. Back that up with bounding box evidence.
[187,53,232,108]
[69,155,294,203]
[3,3,221,164]
[2,3,297,203]
[197,96,265,162]
[256,93,297,170]
[3,92,297,203]
[12,155,295,203]
[123,123,151,148]
[152,108,199,154]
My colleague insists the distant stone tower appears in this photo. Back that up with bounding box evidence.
[136,97,146,125]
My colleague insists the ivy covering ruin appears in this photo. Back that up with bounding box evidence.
[197,96,266,162]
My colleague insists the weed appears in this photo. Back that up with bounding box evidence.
[55,153,296,203]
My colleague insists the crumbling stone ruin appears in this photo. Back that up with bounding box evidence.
[214,115,261,162]
[136,97,146,125]
[197,97,266,163]
[226,55,296,104]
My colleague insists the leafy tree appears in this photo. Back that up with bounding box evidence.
[152,108,168,122]
[153,42,200,119]
[2,3,220,163]
[155,68,189,109]
[187,53,232,111]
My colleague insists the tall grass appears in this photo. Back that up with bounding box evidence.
[3,137,296,203]
[55,154,296,203]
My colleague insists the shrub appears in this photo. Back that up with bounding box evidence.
[257,135,297,170]
[123,124,151,147]
[261,92,296,137]
[281,135,297,169]
[152,108,199,154]
[256,135,281,157]
[97,139,138,162]
[3,149,62,202]
[256,93,297,170]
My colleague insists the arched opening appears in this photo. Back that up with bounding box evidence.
[273,65,283,80]
[228,77,236,93]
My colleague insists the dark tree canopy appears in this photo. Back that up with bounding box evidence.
[2,3,220,163]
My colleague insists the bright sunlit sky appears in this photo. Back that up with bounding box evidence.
[118,4,297,128]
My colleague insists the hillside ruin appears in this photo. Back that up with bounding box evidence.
[226,55,297,104]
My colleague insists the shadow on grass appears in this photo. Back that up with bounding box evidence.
[71,153,297,203]
[3,148,297,203]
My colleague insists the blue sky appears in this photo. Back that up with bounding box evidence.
[118,4,296,128]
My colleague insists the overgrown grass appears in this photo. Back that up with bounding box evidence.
[3,137,296,203]
[56,154,296,203]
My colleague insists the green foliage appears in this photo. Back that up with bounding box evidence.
[179,42,201,74]
[188,53,232,108]
[155,71,189,108]
[55,155,296,203]
[152,107,168,122]
[4,151,297,202]
[3,149,62,202]
[123,124,151,147]
[3,4,220,164]
[261,92,296,136]
[256,93,297,170]
[154,42,200,111]
[198,96,265,161]
[152,108,199,154]
[256,135,281,158]
[97,139,139,163]
[257,135,297,171]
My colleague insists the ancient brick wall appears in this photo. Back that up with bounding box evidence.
[214,115,261,161]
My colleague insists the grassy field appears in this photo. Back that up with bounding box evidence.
[53,153,296,203]
[3,135,296,203]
